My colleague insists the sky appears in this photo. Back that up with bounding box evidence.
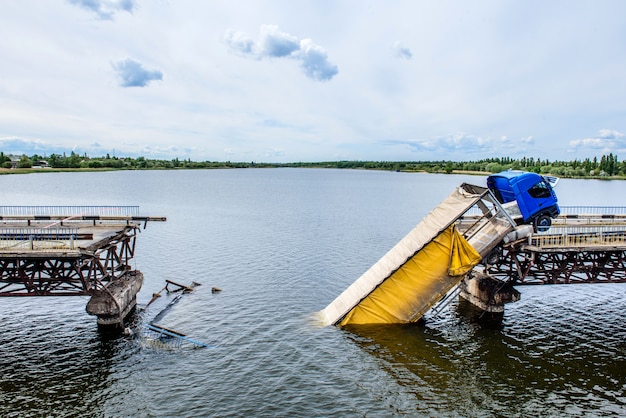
[1,0,625,163]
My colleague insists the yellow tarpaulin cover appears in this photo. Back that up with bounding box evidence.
[339,225,481,325]
[316,183,514,327]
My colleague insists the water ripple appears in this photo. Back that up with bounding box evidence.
[1,170,625,416]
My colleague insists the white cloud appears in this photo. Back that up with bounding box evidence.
[67,0,137,20]
[259,25,300,57]
[392,41,412,60]
[224,25,338,81]
[383,133,537,159]
[568,130,626,154]
[222,30,256,55]
[598,129,625,140]
[0,137,49,155]
[112,58,163,87]
[140,145,179,156]
[296,39,339,81]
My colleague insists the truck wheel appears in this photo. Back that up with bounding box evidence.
[534,214,551,232]
[483,248,501,265]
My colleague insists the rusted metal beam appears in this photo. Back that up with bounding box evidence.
[0,227,139,296]
[483,243,626,285]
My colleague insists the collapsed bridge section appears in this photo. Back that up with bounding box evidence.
[318,183,517,326]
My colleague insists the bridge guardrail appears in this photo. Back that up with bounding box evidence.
[0,227,79,251]
[0,206,140,217]
[532,225,626,248]
[559,206,626,216]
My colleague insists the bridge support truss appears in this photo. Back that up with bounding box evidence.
[482,243,626,285]
[455,226,626,323]
[0,226,138,296]
[0,226,143,328]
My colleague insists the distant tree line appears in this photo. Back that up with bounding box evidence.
[1,151,625,178]
[284,154,624,177]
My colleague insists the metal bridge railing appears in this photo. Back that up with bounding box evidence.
[0,206,140,217]
[559,206,626,216]
[532,225,626,248]
[0,240,76,251]
[465,206,626,219]
[0,227,79,251]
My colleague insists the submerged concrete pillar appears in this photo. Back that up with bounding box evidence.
[458,272,520,319]
[86,270,143,328]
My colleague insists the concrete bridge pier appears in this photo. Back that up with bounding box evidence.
[458,272,520,320]
[86,271,144,329]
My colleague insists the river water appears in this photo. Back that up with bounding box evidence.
[0,168,624,417]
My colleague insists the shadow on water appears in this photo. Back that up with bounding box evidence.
[455,297,505,330]
[340,297,626,416]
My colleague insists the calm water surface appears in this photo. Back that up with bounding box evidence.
[0,169,625,417]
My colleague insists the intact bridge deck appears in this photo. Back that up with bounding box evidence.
[1,224,134,255]
[0,206,165,297]
[0,205,165,255]
[478,207,626,285]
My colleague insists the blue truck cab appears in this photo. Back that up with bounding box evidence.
[487,170,560,231]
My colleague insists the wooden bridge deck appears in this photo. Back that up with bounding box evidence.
[0,215,165,256]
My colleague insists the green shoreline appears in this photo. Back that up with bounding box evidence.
[2,151,624,179]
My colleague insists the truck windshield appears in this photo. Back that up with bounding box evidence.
[527,181,552,199]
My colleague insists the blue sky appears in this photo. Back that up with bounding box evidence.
[1,0,625,162]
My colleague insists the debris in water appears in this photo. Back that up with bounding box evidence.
[141,279,213,349]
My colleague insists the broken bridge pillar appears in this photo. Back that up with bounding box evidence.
[458,272,520,321]
[86,270,144,328]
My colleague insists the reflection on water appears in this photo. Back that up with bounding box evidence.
[345,285,626,416]
[0,170,625,416]
[0,300,138,418]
